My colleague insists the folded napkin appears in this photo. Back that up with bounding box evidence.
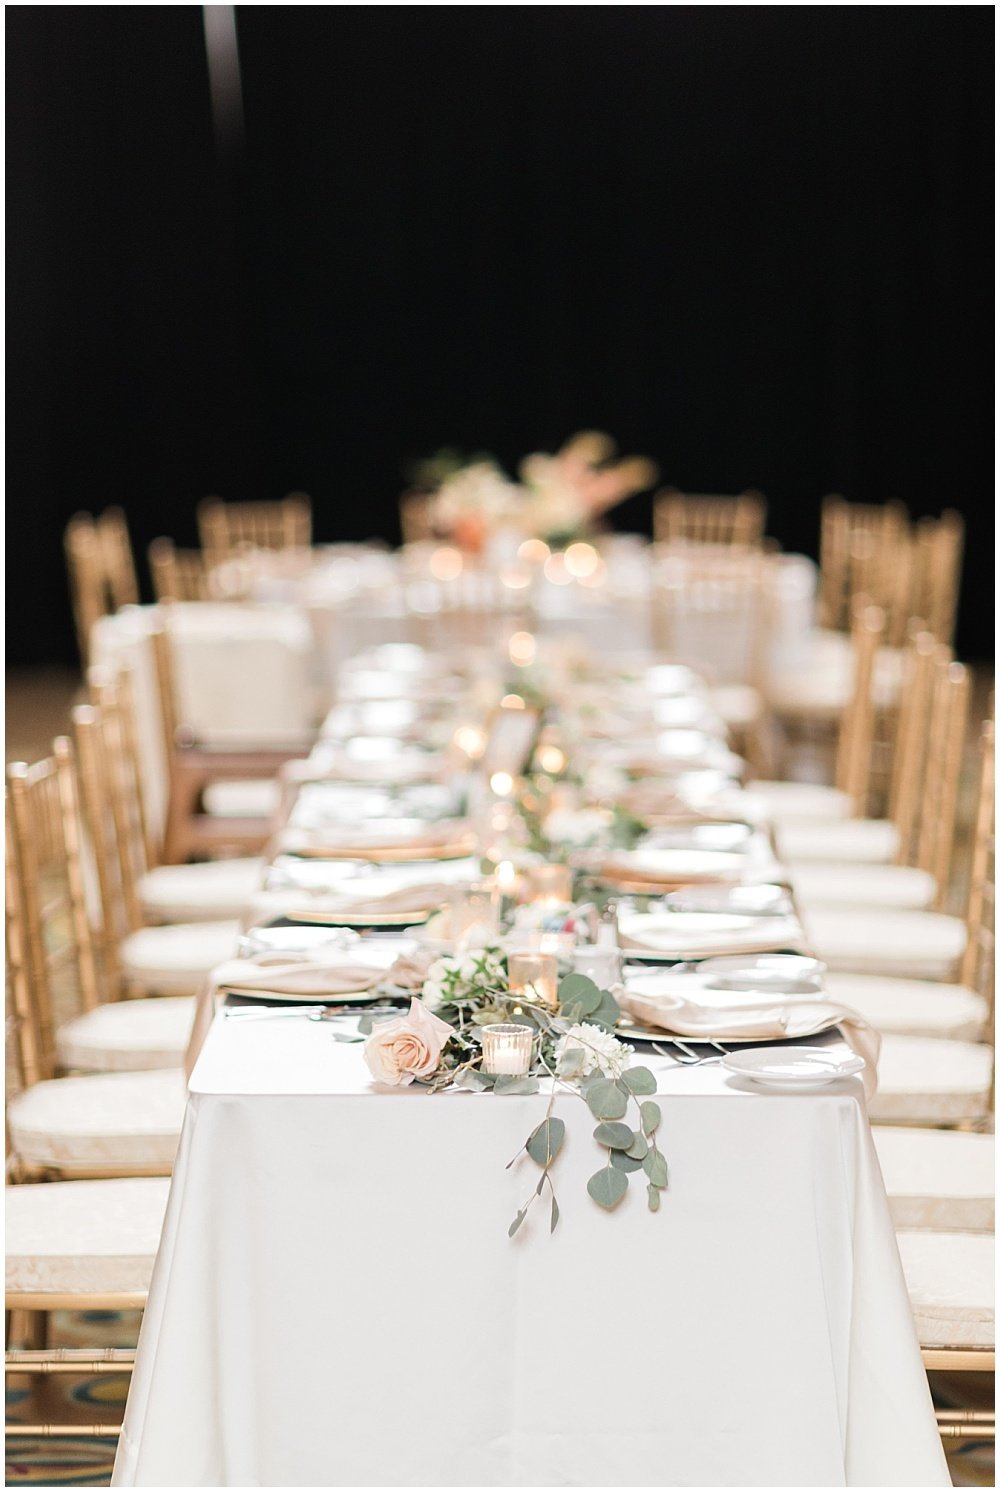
[617,989,880,1101]
[184,945,435,1077]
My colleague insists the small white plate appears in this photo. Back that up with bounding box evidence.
[722,1046,865,1089]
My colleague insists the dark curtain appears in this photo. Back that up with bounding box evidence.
[6,5,993,665]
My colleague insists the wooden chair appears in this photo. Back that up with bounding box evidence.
[5,746,187,1181]
[86,666,264,925]
[150,614,307,862]
[97,507,140,611]
[5,1176,170,1441]
[783,646,968,906]
[71,702,240,998]
[64,510,140,665]
[908,510,965,647]
[653,489,767,548]
[197,492,312,566]
[817,496,909,632]
[148,537,211,602]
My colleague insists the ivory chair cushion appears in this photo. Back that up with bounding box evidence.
[201,779,282,820]
[801,906,966,980]
[868,1036,993,1126]
[874,1129,994,1233]
[764,634,903,718]
[121,920,240,996]
[138,857,264,923]
[896,1230,995,1350]
[789,861,937,912]
[6,1177,170,1298]
[746,780,854,824]
[776,818,900,864]
[7,1068,186,1174]
[823,971,988,1042]
[55,997,196,1073]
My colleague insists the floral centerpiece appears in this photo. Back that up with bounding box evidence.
[361,950,667,1236]
[412,431,659,554]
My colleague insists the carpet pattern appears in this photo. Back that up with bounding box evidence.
[4,1315,993,1487]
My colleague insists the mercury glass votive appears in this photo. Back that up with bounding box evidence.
[449,886,499,947]
[507,952,559,1009]
[481,1023,534,1076]
[527,863,574,904]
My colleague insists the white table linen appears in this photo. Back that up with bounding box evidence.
[113,1017,947,1488]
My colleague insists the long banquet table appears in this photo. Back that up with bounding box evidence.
[111,627,949,1488]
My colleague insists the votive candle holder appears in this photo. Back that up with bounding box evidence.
[481,1023,534,1076]
[507,951,559,1009]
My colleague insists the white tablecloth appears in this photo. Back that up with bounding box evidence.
[113,1017,947,1487]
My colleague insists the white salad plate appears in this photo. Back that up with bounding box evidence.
[721,1047,865,1089]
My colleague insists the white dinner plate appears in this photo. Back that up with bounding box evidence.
[604,848,747,884]
[721,1047,865,1089]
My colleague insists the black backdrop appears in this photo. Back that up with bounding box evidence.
[7,5,994,666]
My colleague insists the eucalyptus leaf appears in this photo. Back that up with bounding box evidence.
[587,1166,629,1209]
[625,1131,648,1160]
[584,1079,628,1120]
[643,1150,669,1188]
[550,1193,560,1233]
[588,990,621,1030]
[640,1100,661,1135]
[593,1121,635,1150]
[647,1184,661,1212]
[621,1066,657,1095]
[508,1210,527,1237]
[357,1015,375,1035]
[557,974,602,1017]
[526,1117,566,1166]
[610,1150,643,1173]
[493,1074,540,1095]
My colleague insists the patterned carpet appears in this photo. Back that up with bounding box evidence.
[4,1314,994,1487]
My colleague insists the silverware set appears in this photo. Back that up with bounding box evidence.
[650,1037,728,1066]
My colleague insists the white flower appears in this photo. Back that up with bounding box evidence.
[554,1022,633,1081]
[421,979,445,1012]
[543,807,612,847]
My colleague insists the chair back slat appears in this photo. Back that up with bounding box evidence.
[914,659,969,899]
[97,507,140,610]
[818,497,908,632]
[72,706,133,989]
[6,741,103,1081]
[197,493,312,566]
[653,490,766,548]
[833,602,885,810]
[961,720,996,1008]
[887,630,938,849]
[148,538,211,602]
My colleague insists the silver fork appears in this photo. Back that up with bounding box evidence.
[651,1037,727,1066]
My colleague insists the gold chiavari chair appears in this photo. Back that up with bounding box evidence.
[148,536,211,602]
[71,702,240,1000]
[653,488,767,548]
[5,1174,171,1442]
[5,747,187,1179]
[908,510,965,647]
[5,740,195,1075]
[149,615,307,862]
[783,646,968,901]
[817,495,909,632]
[97,507,140,611]
[64,510,140,666]
[64,516,107,668]
[197,492,312,566]
[87,666,263,925]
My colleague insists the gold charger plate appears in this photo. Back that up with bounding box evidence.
[284,906,439,928]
